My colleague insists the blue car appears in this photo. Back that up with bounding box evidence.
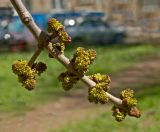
[0,13,50,52]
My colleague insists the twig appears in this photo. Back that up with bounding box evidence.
[10,0,140,117]
[45,43,122,106]
[28,48,43,67]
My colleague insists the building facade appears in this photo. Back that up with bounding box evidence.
[0,0,11,7]
[0,0,160,33]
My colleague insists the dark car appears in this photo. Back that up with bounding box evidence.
[65,19,126,44]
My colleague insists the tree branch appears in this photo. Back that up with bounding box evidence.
[10,0,140,117]
[28,48,43,67]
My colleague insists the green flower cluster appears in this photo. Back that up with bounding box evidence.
[12,60,36,90]
[58,31,71,43]
[58,71,79,91]
[88,86,108,104]
[12,60,47,90]
[112,106,126,122]
[120,89,134,98]
[71,47,96,75]
[121,89,137,108]
[47,18,64,33]
[88,73,110,104]
[47,18,71,43]
[112,89,138,122]
[18,75,36,91]
[89,73,110,91]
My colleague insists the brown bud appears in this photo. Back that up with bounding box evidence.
[128,106,141,118]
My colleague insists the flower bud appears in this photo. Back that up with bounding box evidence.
[120,89,137,108]
[111,88,139,121]
[12,60,47,91]
[47,18,71,43]
[88,86,108,104]
[58,31,71,43]
[23,78,36,91]
[122,97,137,108]
[47,18,64,33]
[120,89,134,99]
[32,62,47,75]
[58,71,79,91]
[72,47,96,74]
[112,106,126,122]
[12,60,36,78]
[89,73,110,92]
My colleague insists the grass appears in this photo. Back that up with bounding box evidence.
[0,43,159,113]
[89,44,160,74]
[52,85,160,132]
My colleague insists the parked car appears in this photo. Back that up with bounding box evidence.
[0,13,49,52]
[8,17,35,51]
[0,17,34,52]
[65,18,126,44]
[8,14,50,51]
[0,7,14,51]
[0,20,12,51]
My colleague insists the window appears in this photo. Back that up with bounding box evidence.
[80,21,94,28]
[61,0,67,9]
[52,0,66,9]
[77,0,94,5]
[80,20,108,28]
[113,0,130,3]
[142,0,160,12]
[143,0,160,5]
[52,0,56,8]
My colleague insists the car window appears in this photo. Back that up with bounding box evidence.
[93,21,109,28]
[79,21,94,28]
[79,20,109,28]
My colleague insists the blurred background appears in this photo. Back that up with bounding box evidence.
[0,0,160,132]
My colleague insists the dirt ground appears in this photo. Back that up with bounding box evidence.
[0,57,160,132]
